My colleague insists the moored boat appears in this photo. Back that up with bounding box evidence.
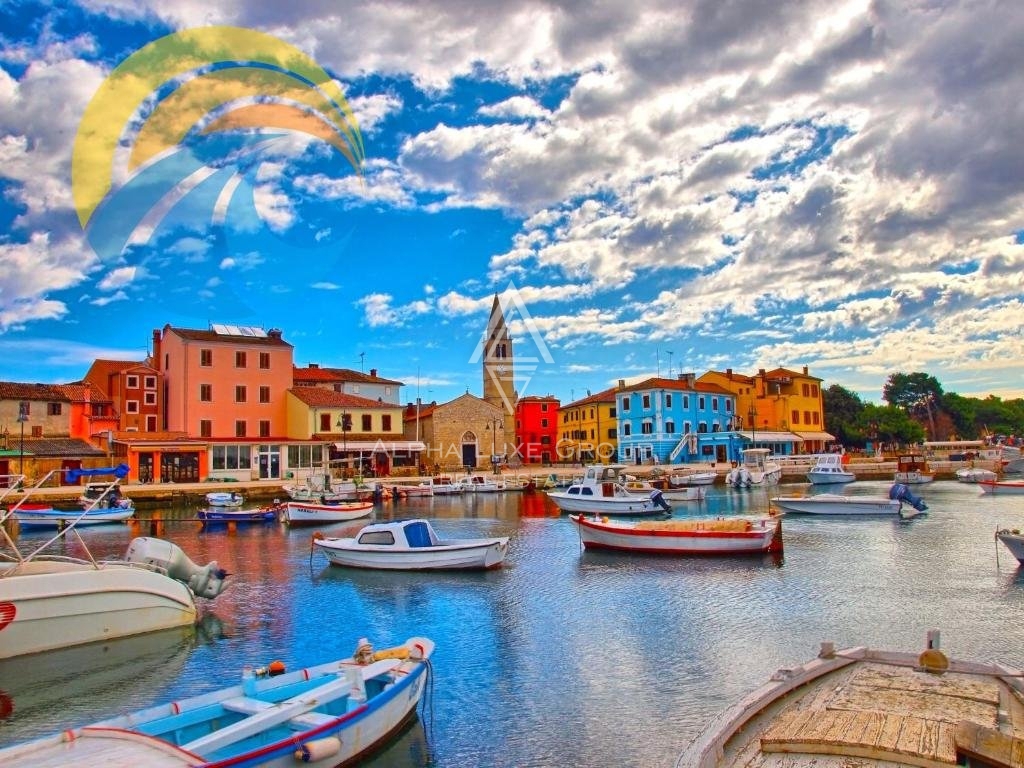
[546,464,672,515]
[955,466,998,483]
[205,491,244,507]
[198,505,281,525]
[428,476,465,495]
[570,513,782,555]
[282,500,374,526]
[978,479,1024,495]
[894,452,934,484]
[805,453,856,484]
[314,519,509,570]
[725,449,782,487]
[675,631,1024,768]
[996,528,1024,563]
[10,502,135,528]
[624,477,706,502]
[665,468,718,486]
[0,635,435,768]
[771,483,927,516]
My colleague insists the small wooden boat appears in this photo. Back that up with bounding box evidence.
[198,505,281,525]
[282,500,374,526]
[569,514,782,555]
[996,528,1024,563]
[676,631,1024,768]
[11,502,134,528]
[894,452,934,484]
[205,491,244,507]
[0,636,435,767]
[978,479,1024,495]
[314,519,509,570]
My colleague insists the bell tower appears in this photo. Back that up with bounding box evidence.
[482,293,516,425]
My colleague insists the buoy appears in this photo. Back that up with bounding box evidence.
[918,648,949,673]
[294,735,342,762]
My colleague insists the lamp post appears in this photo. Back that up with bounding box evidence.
[747,405,757,449]
[337,412,351,477]
[17,401,28,477]
[486,418,503,474]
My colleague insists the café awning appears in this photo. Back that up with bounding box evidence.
[793,431,835,442]
[735,431,802,442]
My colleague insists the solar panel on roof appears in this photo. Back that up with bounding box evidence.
[251,327,268,337]
[211,323,229,334]
[225,325,242,335]
[238,327,254,336]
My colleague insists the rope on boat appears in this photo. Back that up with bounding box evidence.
[418,656,436,761]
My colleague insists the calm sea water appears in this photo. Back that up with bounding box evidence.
[2,480,1023,767]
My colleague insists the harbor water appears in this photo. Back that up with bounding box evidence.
[1,479,1022,766]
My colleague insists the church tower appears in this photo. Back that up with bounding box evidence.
[482,293,517,444]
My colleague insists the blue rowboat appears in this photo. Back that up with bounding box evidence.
[198,506,280,525]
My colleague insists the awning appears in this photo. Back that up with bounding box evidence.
[736,431,802,442]
[333,441,426,452]
[793,431,835,442]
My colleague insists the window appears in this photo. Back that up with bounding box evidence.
[126,400,139,414]
[235,385,247,403]
[287,444,324,469]
[802,383,810,396]
[804,410,811,424]
[726,400,733,412]
[146,415,157,431]
[31,426,42,437]
[683,396,689,409]
[200,420,212,437]
[358,530,395,545]
[792,410,800,424]
[684,421,692,434]
[361,414,372,431]
[541,418,548,428]
[540,435,551,444]
[642,394,651,409]
[641,422,653,434]
[609,407,616,418]
[352,385,360,394]
[144,376,156,389]
[126,375,139,388]
[259,420,270,438]
[235,351,247,368]
[698,422,708,433]
[606,428,616,439]
[541,403,548,412]
[144,392,156,405]
[621,397,630,412]
[811,385,819,397]
[320,413,331,431]
[712,397,718,411]
[699,396,706,409]
[164,353,169,370]
[200,384,212,402]
[47,402,62,416]
[200,349,212,367]
[213,445,252,470]
[812,412,820,425]
[382,414,392,431]
[623,423,632,436]
[665,394,672,408]
[259,352,270,369]
[666,420,675,434]
[259,386,270,404]
[235,420,246,437]
[384,386,392,396]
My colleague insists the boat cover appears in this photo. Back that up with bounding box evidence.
[65,463,130,482]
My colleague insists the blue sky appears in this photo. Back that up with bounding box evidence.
[1,1,1022,408]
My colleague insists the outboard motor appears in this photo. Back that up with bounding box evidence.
[649,489,672,512]
[125,537,229,599]
[889,483,928,512]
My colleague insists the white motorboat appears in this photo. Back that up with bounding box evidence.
[725,448,782,487]
[978,479,1024,495]
[427,476,466,495]
[0,471,228,659]
[996,528,1024,563]
[623,478,706,502]
[570,514,782,555]
[282,500,374,526]
[314,519,509,570]
[463,474,505,492]
[545,464,672,515]
[205,491,244,507]
[282,474,363,503]
[805,453,856,484]
[771,483,927,516]
[665,468,718,486]
[675,631,1024,768]
[955,466,998,483]
[893,452,933,484]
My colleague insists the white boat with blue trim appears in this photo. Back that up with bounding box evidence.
[545,464,672,515]
[805,453,856,484]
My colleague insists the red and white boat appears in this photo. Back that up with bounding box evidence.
[282,501,374,526]
[569,514,782,555]
[978,479,1024,495]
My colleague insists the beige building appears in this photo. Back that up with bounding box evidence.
[404,393,506,473]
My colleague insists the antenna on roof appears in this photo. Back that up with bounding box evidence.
[359,352,365,372]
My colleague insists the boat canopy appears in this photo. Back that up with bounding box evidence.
[64,463,130,482]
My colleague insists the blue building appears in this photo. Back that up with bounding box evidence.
[615,374,739,465]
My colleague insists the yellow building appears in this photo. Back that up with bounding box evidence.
[558,387,618,463]
[697,366,833,454]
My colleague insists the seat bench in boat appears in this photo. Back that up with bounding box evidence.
[219,696,338,730]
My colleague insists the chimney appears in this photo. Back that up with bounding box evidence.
[309,363,319,369]
[726,368,732,377]
[803,365,808,375]
[758,368,766,377]
[618,379,625,389]
[370,368,377,377]
[152,330,162,370]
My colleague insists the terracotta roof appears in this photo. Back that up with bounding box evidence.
[404,403,438,422]
[562,387,617,408]
[619,377,734,395]
[293,366,403,386]
[288,387,399,409]
[16,438,106,457]
[0,381,70,401]
[58,382,114,405]
[763,366,821,382]
[702,370,756,385]
[165,326,292,347]
[110,430,190,441]
[516,395,560,404]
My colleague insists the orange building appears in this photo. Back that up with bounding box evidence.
[84,359,162,433]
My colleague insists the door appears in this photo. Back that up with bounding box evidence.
[461,443,477,470]
[139,453,154,483]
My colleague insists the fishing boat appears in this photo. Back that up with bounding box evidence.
[11,502,134,528]
[390,483,434,498]
[205,491,244,507]
[725,449,782,487]
[770,483,928,516]
[281,500,374,526]
[978,479,1024,495]
[314,519,509,570]
[996,528,1024,563]
[546,464,672,515]
[675,630,1024,768]
[0,635,435,768]
[281,475,362,503]
[70,464,134,511]
[0,470,228,659]
[955,466,998,483]
[805,453,856,484]
[569,513,782,555]
[894,452,934,484]
[198,505,282,525]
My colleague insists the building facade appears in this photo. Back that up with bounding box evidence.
[83,359,162,434]
[293,365,404,404]
[404,393,506,473]
[558,388,618,463]
[513,395,560,465]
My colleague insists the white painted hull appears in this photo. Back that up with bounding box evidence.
[316,538,508,570]
[205,493,244,507]
[997,531,1024,563]
[0,560,197,659]
[806,469,855,484]
[571,515,781,554]
[894,471,933,484]
[955,467,997,483]
[546,493,664,515]
[978,480,1024,494]
[668,471,717,486]
[284,502,374,525]
[13,508,134,527]
[771,494,901,515]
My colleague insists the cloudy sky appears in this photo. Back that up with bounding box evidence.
[1,0,1022,408]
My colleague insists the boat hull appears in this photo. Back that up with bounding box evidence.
[284,501,374,525]
[317,539,508,570]
[570,514,781,555]
[198,508,278,524]
[771,494,901,515]
[12,506,134,527]
[997,530,1024,563]
[0,561,197,659]
[205,493,244,507]
[546,493,664,515]
[805,470,855,484]
[978,480,1024,494]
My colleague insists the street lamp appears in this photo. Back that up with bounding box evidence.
[337,412,351,477]
[485,418,503,474]
[17,401,28,477]
[747,404,757,448]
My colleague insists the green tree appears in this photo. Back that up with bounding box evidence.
[858,403,926,449]
[882,372,944,439]
[940,392,979,439]
[822,385,866,446]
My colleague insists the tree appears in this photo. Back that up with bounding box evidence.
[822,385,866,446]
[858,403,926,449]
[882,372,944,439]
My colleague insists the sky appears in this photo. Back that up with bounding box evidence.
[1,0,1022,409]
